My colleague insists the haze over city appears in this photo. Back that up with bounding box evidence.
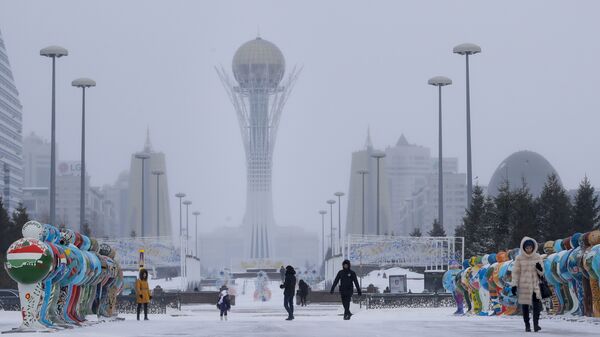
[1,0,599,235]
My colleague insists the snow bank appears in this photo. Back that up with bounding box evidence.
[360,267,424,293]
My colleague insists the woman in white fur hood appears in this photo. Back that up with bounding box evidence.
[512,236,544,332]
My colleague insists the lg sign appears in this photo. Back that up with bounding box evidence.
[58,161,82,176]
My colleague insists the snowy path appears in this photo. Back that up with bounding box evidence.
[1,305,598,336]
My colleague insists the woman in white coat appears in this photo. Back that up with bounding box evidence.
[512,236,544,332]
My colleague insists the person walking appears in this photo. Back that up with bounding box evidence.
[217,289,231,320]
[512,236,544,332]
[279,266,286,282]
[135,268,151,321]
[298,279,309,306]
[279,265,297,320]
[330,259,361,320]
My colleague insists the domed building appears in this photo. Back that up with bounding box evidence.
[232,37,285,89]
[487,150,561,197]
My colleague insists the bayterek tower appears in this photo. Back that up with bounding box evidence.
[217,37,300,259]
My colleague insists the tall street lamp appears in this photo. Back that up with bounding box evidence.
[152,170,164,236]
[453,43,481,208]
[319,210,327,264]
[192,211,201,257]
[326,199,336,257]
[40,46,68,226]
[371,151,386,235]
[357,169,368,236]
[175,192,186,238]
[428,76,452,227]
[72,78,95,229]
[334,192,344,254]
[183,200,192,253]
[135,153,150,236]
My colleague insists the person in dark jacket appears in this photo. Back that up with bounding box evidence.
[330,259,361,320]
[279,265,297,320]
[298,280,309,306]
[217,289,231,320]
[279,266,286,282]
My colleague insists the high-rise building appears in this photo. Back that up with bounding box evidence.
[383,135,466,236]
[102,171,130,238]
[345,130,393,236]
[127,131,171,239]
[0,28,24,212]
[217,37,300,259]
[385,134,430,233]
[23,132,51,188]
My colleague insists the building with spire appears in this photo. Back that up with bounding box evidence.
[345,129,392,236]
[127,130,172,239]
[0,28,24,212]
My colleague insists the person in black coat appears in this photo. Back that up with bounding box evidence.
[330,259,361,320]
[217,289,231,320]
[298,280,309,306]
[279,266,286,282]
[279,265,297,320]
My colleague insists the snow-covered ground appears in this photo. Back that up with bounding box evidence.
[1,276,597,336]
[1,305,598,336]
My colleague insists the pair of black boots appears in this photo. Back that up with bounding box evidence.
[285,315,294,321]
[523,304,541,332]
[343,313,353,320]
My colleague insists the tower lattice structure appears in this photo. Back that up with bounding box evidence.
[217,37,300,259]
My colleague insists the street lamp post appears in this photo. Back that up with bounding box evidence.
[72,78,95,229]
[183,200,192,254]
[319,210,327,264]
[371,151,386,235]
[40,46,68,226]
[428,76,452,227]
[135,153,150,236]
[357,169,368,236]
[182,200,192,282]
[334,192,344,255]
[192,211,201,257]
[175,192,185,287]
[326,200,336,257]
[152,170,164,236]
[453,43,481,208]
[175,193,186,238]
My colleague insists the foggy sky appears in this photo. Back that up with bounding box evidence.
[1,0,599,236]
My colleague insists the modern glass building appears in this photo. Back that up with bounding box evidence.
[0,28,23,212]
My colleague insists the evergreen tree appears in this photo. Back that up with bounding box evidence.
[461,185,486,256]
[11,203,30,231]
[536,173,572,242]
[428,219,446,237]
[409,228,422,237]
[0,197,15,252]
[571,176,600,232]
[493,180,513,251]
[509,182,536,248]
[82,223,92,237]
[0,198,17,288]
[481,196,498,253]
